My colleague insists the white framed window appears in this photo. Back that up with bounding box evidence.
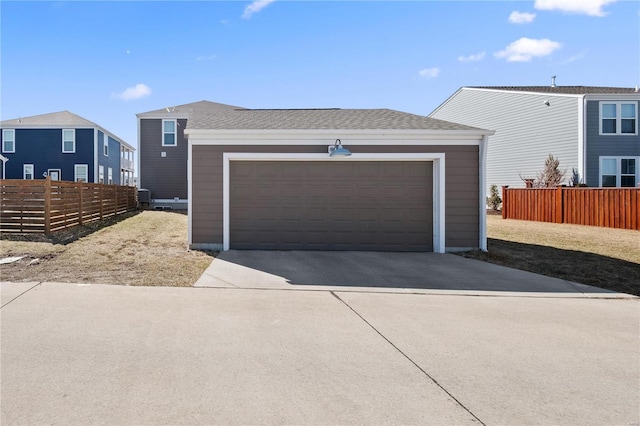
[107,167,113,185]
[600,102,637,135]
[98,165,104,184]
[2,129,15,153]
[23,164,34,180]
[162,119,177,146]
[103,133,109,156]
[62,129,75,153]
[48,169,61,181]
[75,164,88,182]
[600,156,639,187]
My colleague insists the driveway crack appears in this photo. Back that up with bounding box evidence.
[330,291,486,425]
[1,282,43,309]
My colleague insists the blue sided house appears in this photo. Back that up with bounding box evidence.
[0,111,135,185]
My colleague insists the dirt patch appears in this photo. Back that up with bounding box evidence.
[458,216,640,296]
[1,211,215,286]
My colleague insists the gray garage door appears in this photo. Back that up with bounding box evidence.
[230,161,433,251]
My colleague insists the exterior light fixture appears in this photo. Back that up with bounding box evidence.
[328,139,351,157]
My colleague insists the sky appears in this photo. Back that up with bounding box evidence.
[1,0,639,150]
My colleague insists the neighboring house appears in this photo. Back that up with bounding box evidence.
[137,101,240,209]
[429,85,640,190]
[0,111,135,185]
[139,100,494,253]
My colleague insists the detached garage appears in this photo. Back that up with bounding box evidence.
[184,107,492,253]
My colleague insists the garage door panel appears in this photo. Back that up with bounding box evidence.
[230,161,433,251]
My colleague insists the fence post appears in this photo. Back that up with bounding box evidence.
[114,185,118,215]
[555,186,564,223]
[78,182,84,225]
[501,186,508,219]
[44,176,51,235]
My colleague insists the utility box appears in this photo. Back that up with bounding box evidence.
[138,189,151,209]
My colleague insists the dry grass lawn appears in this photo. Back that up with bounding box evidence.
[0,211,214,286]
[458,214,640,296]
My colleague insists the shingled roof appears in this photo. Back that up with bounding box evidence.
[138,101,485,132]
[1,111,99,128]
[470,86,639,95]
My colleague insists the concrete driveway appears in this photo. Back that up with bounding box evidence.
[195,250,619,296]
[1,277,638,425]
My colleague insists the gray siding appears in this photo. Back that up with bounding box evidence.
[192,145,479,250]
[585,100,640,187]
[139,118,188,199]
[431,89,580,191]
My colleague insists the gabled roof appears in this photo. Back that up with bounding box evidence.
[138,100,486,132]
[136,100,242,117]
[188,107,481,131]
[469,86,638,95]
[0,111,133,150]
[1,111,99,128]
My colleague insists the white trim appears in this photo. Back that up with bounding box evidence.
[136,113,188,120]
[599,156,640,187]
[62,129,75,153]
[458,87,585,99]
[162,119,178,147]
[2,129,15,153]
[23,164,34,180]
[103,133,109,157]
[577,97,586,183]
[219,152,447,253]
[187,140,193,246]
[585,93,640,101]
[479,135,488,252]
[599,101,638,135]
[74,164,88,182]
[48,169,61,181]
[93,129,99,183]
[186,129,493,141]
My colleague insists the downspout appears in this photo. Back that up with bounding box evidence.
[479,134,489,251]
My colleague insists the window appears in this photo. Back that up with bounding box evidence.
[600,157,639,187]
[2,129,15,153]
[99,165,104,184]
[600,102,637,135]
[75,164,88,182]
[103,134,109,156]
[162,119,177,146]
[23,164,34,180]
[62,129,75,153]
[107,167,113,185]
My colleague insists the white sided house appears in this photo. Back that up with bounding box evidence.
[164,102,494,253]
[429,85,640,191]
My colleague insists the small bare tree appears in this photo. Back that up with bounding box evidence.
[535,154,565,188]
[486,184,502,211]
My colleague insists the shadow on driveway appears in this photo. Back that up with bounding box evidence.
[196,250,617,295]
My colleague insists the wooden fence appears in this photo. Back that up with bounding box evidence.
[0,178,138,235]
[502,186,640,230]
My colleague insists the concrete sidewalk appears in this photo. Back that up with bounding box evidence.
[1,281,638,425]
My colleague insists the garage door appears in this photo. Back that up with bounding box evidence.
[230,161,433,251]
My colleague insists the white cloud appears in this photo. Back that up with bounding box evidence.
[242,0,276,19]
[113,83,151,101]
[509,11,536,23]
[419,67,440,79]
[495,38,562,62]
[458,52,486,62]
[534,0,616,17]
[196,55,217,61]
